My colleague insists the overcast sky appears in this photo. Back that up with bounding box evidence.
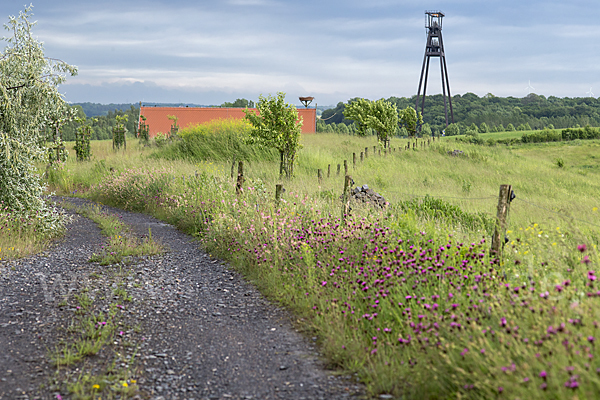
[1,0,598,106]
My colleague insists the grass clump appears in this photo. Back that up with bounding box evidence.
[0,200,67,260]
[151,118,278,162]
[59,201,165,265]
[49,284,140,399]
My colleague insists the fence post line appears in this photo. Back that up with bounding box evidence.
[341,174,352,222]
[236,161,244,194]
[318,169,323,184]
[275,184,283,203]
[337,164,341,176]
[491,184,512,258]
[353,153,356,169]
[327,164,331,178]
[365,147,368,159]
[344,160,348,175]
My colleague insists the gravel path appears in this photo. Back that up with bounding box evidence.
[0,197,365,400]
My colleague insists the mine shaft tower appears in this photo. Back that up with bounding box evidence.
[415,10,454,129]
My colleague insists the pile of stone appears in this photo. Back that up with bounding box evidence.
[448,149,465,157]
[349,184,387,208]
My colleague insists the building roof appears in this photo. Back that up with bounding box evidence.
[140,106,316,137]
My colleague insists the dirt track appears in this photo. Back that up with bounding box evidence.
[0,197,365,399]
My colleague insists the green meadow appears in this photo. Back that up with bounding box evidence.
[3,124,600,398]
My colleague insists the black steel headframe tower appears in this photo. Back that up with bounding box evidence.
[415,10,454,129]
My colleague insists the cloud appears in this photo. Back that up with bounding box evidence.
[3,0,598,104]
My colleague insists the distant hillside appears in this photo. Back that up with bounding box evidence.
[73,102,137,117]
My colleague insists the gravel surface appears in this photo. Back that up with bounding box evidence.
[0,197,366,400]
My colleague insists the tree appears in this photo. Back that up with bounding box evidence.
[244,92,303,178]
[445,123,460,136]
[479,122,489,133]
[506,123,515,131]
[398,106,423,138]
[366,99,398,147]
[0,6,77,232]
[221,98,255,108]
[344,98,398,147]
[421,123,432,137]
[343,98,371,136]
[337,123,350,134]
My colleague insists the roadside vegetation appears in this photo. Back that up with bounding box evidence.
[37,127,600,398]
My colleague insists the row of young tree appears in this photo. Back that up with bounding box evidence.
[321,93,600,136]
[60,105,140,141]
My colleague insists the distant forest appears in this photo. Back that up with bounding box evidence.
[320,93,600,135]
[59,94,600,141]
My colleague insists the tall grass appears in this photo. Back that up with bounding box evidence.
[26,131,600,398]
[151,118,278,162]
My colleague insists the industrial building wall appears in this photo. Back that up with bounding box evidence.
[140,106,316,137]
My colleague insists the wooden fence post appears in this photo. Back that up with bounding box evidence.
[275,184,283,203]
[353,153,356,169]
[365,147,368,158]
[341,174,352,222]
[327,164,331,178]
[344,160,348,175]
[378,149,381,157]
[318,169,322,184]
[337,164,341,176]
[236,161,244,194]
[491,184,512,258]
[230,156,236,179]
[360,152,363,162]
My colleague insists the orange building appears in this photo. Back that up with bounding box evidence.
[139,106,316,138]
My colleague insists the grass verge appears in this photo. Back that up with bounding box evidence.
[45,135,600,398]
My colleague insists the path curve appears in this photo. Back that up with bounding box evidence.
[0,197,365,400]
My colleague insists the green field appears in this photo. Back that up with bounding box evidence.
[5,131,600,398]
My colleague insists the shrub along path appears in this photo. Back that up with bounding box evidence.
[0,197,364,400]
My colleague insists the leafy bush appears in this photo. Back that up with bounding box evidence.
[522,128,562,143]
[445,123,460,136]
[562,125,600,141]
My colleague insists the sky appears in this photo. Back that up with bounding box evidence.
[1,0,599,106]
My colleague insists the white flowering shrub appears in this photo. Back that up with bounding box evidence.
[0,6,77,233]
